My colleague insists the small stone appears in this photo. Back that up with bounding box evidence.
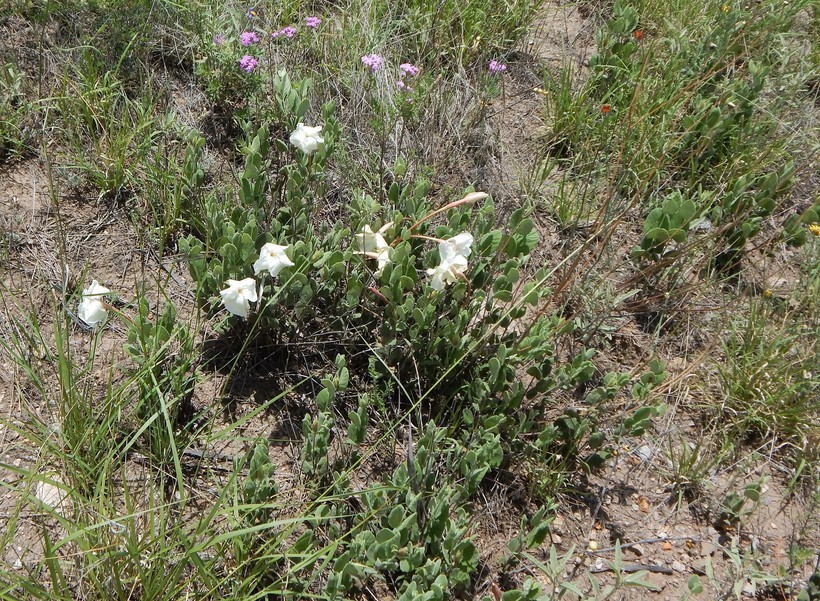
[645,572,668,592]
[671,560,686,573]
[636,445,652,461]
[701,540,718,556]
[588,540,598,551]
[691,559,709,575]
[770,522,777,529]
[627,543,645,557]
[553,534,563,544]
[638,496,651,513]
[35,476,68,515]
[663,541,673,551]
[741,581,756,596]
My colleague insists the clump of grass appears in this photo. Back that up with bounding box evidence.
[0,62,32,161]
[711,297,819,456]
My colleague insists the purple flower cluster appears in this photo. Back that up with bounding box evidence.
[361,53,384,73]
[272,25,297,39]
[223,13,326,73]
[399,63,420,77]
[396,62,420,94]
[240,31,260,46]
[239,55,259,73]
[488,60,507,74]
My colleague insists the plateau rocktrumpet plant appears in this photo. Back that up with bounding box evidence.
[77,280,111,326]
[355,223,392,276]
[427,233,474,290]
[220,278,258,318]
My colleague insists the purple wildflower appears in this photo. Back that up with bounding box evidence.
[281,26,297,38]
[213,34,226,46]
[396,80,414,93]
[399,63,420,77]
[239,55,259,73]
[488,60,507,74]
[361,54,384,73]
[240,31,260,46]
[273,26,297,39]
[305,16,321,28]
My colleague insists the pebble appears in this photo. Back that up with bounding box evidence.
[588,540,598,551]
[662,541,673,551]
[671,560,686,573]
[635,445,652,461]
[627,543,645,557]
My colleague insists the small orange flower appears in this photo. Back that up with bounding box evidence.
[601,104,612,114]
[633,28,645,41]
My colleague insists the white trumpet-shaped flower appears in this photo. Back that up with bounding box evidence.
[427,254,468,291]
[77,280,111,326]
[253,243,294,277]
[355,224,392,276]
[289,123,324,154]
[439,232,473,262]
[426,232,474,290]
[219,278,258,318]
